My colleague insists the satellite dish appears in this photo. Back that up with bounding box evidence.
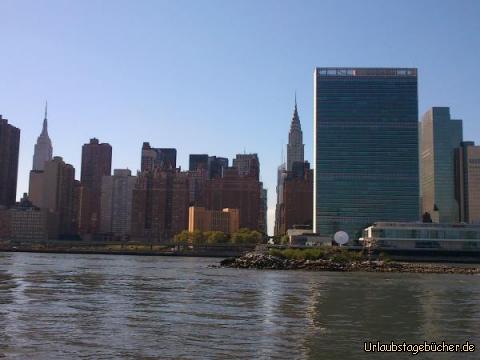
[334,231,349,245]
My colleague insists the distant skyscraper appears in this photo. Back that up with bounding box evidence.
[28,169,44,208]
[100,169,136,237]
[32,103,52,171]
[455,141,480,224]
[259,187,268,234]
[72,180,82,233]
[420,107,463,223]
[274,99,310,236]
[314,68,419,239]
[208,156,228,179]
[287,96,304,171]
[141,142,177,171]
[190,154,229,179]
[131,169,190,242]
[232,154,260,180]
[276,164,287,205]
[0,115,20,208]
[188,154,223,205]
[275,161,313,235]
[204,167,262,231]
[80,138,112,234]
[41,157,76,236]
[274,163,287,236]
[189,154,209,171]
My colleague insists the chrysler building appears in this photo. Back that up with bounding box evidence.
[286,96,304,171]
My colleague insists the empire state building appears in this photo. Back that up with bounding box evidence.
[32,103,53,171]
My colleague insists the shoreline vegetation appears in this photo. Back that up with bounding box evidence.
[173,229,262,245]
[1,238,479,273]
[220,248,480,274]
[0,240,255,258]
[0,229,262,257]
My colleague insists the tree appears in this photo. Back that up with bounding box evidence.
[191,230,205,245]
[174,230,189,245]
[231,229,263,245]
[246,230,263,244]
[231,231,246,244]
[206,231,227,244]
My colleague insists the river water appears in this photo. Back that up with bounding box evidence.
[0,252,479,359]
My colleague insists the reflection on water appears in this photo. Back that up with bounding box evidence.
[0,252,479,359]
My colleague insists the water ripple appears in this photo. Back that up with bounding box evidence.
[0,252,479,359]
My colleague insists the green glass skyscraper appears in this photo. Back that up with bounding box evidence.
[313,68,420,241]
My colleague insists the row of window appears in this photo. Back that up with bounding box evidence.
[372,228,480,240]
[317,69,417,77]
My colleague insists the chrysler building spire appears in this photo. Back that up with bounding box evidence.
[287,95,304,171]
[32,102,53,171]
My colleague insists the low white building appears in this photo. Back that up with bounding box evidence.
[287,228,332,247]
[360,222,480,252]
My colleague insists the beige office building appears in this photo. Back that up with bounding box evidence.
[189,207,239,234]
[9,194,58,241]
[28,156,76,236]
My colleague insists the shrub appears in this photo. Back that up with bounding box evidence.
[269,248,285,258]
[175,228,263,246]
[206,231,227,244]
[231,229,263,245]
[174,230,189,244]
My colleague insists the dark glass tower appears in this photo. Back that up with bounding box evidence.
[0,115,20,208]
[141,142,177,171]
[189,154,209,171]
[313,68,419,240]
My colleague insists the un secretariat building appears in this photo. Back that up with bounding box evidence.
[313,68,420,240]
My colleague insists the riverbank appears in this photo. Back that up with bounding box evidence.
[0,241,254,258]
[220,252,480,274]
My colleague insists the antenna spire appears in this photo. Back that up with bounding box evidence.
[41,101,48,136]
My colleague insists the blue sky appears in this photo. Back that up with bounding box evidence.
[1,0,480,235]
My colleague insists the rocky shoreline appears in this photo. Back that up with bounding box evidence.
[219,252,480,274]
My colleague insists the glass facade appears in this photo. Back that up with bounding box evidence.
[361,222,480,251]
[420,107,463,223]
[313,68,420,240]
[366,224,480,241]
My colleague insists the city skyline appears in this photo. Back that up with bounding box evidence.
[2,3,480,358]
[1,0,480,235]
